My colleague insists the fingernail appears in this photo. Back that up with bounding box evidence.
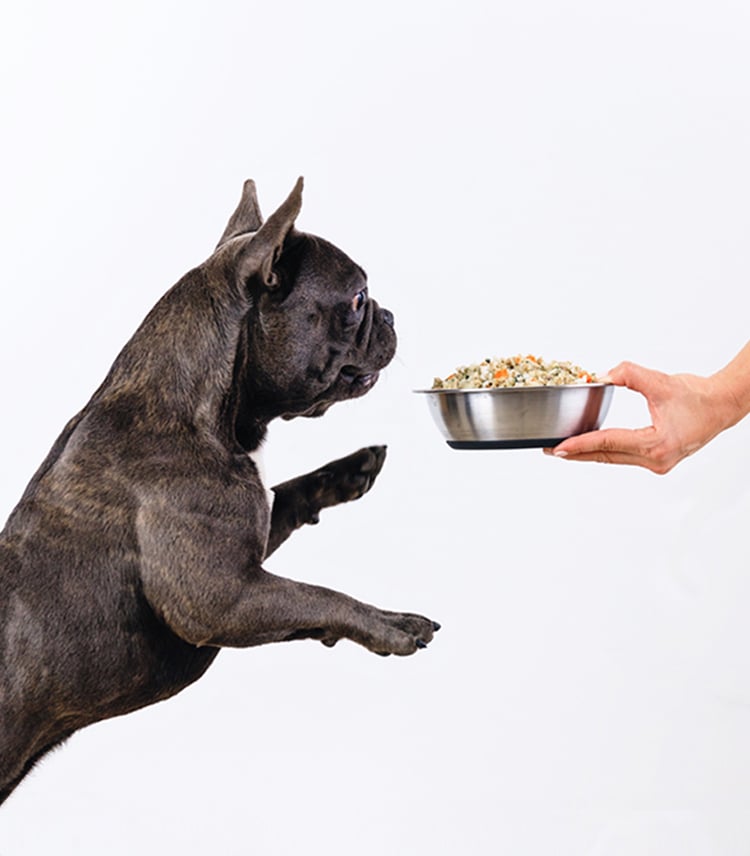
[554,450,568,458]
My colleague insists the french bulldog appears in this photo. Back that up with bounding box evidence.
[0,178,439,805]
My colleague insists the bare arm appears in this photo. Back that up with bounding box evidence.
[545,342,750,474]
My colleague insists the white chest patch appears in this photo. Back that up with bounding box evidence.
[248,447,275,511]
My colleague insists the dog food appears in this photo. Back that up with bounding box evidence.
[432,354,597,389]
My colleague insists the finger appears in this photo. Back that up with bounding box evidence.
[607,361,671,401]
[548,448,662,470]
[548,426,655,459]
[544,428,680,473]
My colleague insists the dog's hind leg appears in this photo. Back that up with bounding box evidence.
[1,767,31,806]
[266,446,386,558]
[0,735,70,806]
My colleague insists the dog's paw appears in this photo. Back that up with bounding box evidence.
[369,612,441,657]
[312,445,386,510]
[321,611,440,657]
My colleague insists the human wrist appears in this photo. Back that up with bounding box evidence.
[709,364,750,430]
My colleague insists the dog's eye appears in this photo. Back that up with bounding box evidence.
[351,289,368,312]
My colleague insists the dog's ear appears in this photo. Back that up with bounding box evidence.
[234,177,304,290]
[217,179,264,248]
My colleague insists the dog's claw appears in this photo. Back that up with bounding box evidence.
[416,639,428,649]
[432,621,441,632]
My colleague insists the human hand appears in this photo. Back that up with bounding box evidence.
[544,361,741,474]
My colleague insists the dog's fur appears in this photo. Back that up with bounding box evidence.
[0,179,438,804]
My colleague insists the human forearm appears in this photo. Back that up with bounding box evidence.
[710,340,750,430]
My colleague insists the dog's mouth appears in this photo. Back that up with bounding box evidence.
[339,365,380,392]
[280,368,381,421]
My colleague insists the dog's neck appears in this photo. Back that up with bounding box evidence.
[92,267,254,450]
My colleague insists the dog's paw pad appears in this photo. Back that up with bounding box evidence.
[313,446,387,507]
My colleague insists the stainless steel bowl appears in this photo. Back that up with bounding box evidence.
[415,384,613,449]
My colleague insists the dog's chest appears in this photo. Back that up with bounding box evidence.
[247,447,275,511]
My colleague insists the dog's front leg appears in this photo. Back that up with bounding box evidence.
[139,475,438,655]
[266,445,386,558]
[146,565,438,656]
[229,570,438,655]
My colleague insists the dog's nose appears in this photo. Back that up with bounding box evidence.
[381,308,394,327]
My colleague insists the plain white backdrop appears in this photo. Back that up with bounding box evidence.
[2,1,750,853]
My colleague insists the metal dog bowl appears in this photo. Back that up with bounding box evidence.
[415,384,613,449]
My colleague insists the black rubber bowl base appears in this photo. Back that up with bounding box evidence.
[446,438,566,450]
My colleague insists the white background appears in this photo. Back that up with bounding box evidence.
[2,1,750,853]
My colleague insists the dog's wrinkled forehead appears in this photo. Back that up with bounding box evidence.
[290,233,367,295]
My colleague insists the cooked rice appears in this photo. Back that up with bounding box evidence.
[432,354,597,390]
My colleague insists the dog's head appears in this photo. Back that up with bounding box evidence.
[214,179,397,440]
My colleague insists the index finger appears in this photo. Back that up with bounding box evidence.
[546,426,655,459]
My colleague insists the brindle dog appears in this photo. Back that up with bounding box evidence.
[0,179,438,804]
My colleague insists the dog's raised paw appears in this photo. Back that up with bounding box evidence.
[365,610,439,657]
[336,445,386,500]
[313,445,387,508]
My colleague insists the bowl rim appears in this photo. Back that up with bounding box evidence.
[413,382,613,394]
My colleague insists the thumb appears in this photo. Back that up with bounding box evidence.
[605,361,668,400]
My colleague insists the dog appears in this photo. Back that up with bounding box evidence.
[0,178,439,805]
